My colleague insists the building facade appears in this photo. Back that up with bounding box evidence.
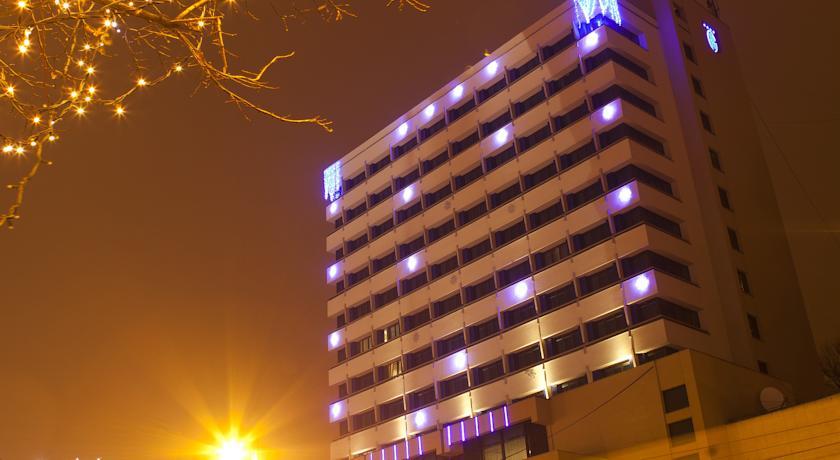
[321,1,823,458]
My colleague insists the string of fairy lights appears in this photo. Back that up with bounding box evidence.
[0,0,429,230]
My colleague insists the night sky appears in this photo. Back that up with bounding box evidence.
[1,1,838,459]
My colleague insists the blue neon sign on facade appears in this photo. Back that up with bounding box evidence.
[323,160,342,202]
[703,22,720,53]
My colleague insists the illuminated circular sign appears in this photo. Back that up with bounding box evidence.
[703,22,720,54]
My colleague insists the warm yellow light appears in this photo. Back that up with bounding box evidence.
[86,66,95,74]
[83,43,91,51]
[70,90,79,98]
[6,86,14,95]
[75,106,85,115]
[197,20,206,28]
[115,106,125,116]
[88,86,96,94]
[215,438,257,460]
[137,77,147,86]
[32,116,40,124]
[175,64,183,72]
[17,0,27,9]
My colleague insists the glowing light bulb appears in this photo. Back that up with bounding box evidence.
[137,78,147,86]
[601,103,617,121]
[584,32,600,49]
[115,106,125,116]
[330,402,343,419]
[494,127,509,145]
[215,437,256,460]
[5,86,14,95]
[175,64,183,72]
[397,122,409,137]
[414,411,427,427]
[513,280,528,300]
[401,185,414,203]
[453,351,467,370]
[617,186,633,204]
[75,106,85,115]
[633,274,651,293]
[86,66,95,75]
[327,264,339,280]
[407,255,418,272]
[329,332,340,348]
[328,201,338,215]
[452,84,464,100]
[32,116,40,124]
[424,103,436,119]
[486,60,499,76]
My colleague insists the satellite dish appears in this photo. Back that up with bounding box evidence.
[760,387,786,412]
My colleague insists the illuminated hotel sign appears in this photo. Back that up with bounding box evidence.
[703,22,720,53]
[574,0,622,35]
[323,160,342,202]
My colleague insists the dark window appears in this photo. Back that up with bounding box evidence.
[424,182,452,208]
[545,328,583,357]
[497,259,531,288]
[335,280,345,294]
[436,332,466,356]
[524,161,558,190]
[337,348,346,363]
[592,360,633,381]
[478,78,507,104]
[621,250,691,281]
[461,238,492,264]
[454,164,483,191]
[439,373,470,398]
[484,145,516,172]
[591,84,656,117]
[407,386,436,410]
[508,55,540,82]
[630,298,701,329]
[517,123,552,152]
[738,270,752,294]
[405,346,434,370]
[528,201,564,229]
[350,372,375,393]
[586,310,628,342]
[584,48,649,80]
[346,233,368,254]
[396,201,422,224]
[458,201,488,226]
[379,398,405,421]
[372,251,397,273]
[374,285,399,309]
[502,301,537,329]
[468,317,500,343]
[428,219,455,243]
[339,420,349,436]
[336,313,346,328]
[370,217,394,240]
[347,301,371,322]
[719,187,732,210]
[398,235,425,259]
[571,221,612,253]
[534,241,570,270]
[419,117,447,142]
[481,111,513,138]
[393,136,418,159]
[508,344,542,371]
[433,292,463,317]
[430,256,459,281]
[613,206,682,238]
[403,308,431,332]
[343,170,366,193]
[728,227,742,251]
[539,283,577,312]
[514,88,547,117]
[606,164,672,196]
[691,76,705,97]
[494,219,527,247]
[683,42,696,63]
[345,201,368,222]
[709,148,723,171]
[578,263,620,296]
[559,140,598,170]
[464,277,496,303]
[758,360,769,374]
[553,101,590,132]
[334,216,344,230]
[547,64,584,96]
[401,271,428,295]
[369,185,393,207]
[472,360,505,385]
[663,385,689,413]
[349,336,373,357]
[338,382,348,398]
[351,409,376,431]
[377,359,402,381]
[368,154,391,176]
[448,97,477,124]
[566,180,604,211]
[335,246,344,260]
[599,123,666,156]
[491,183,522,209]
[395,168,420,191]
[700,111,714,133]
[748,314,761,339]
[541,32,576,61]
[554,375,587,394]
[452,130,480,156]
[668,418,695,444]
[637,346,678,364]
[375,322,401,345]
[347,265,370,287]
[422,150,449,175]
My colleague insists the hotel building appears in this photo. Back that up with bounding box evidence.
[321,1,824,458]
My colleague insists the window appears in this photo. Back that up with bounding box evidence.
[350,335,372,357]
[553,100,590,132]
[464,277,496,303]
[392,136,418,159]
[405,346,434,370]
[335,280,345,295]
[718,187,732,210]
[403,308,431,332]
[494,219,527,247]
[395,168,420,190]
[637,346,678,364]
[691,76,705,97]
[478,78,507,104]
[428,219,456,243]
[430,256,458,281]
[462,238,492,264]
[379,398,405,420]
[621,250,691,281]
[448,97,477,124]
[454,164,483,191]
[345,201,367,222]
[336,313,346,328]
[709,148,723,171]
[433,292,463,317]
[436,332,466,357]
[370,216,395,239]
[758,360,769,374]
[591,84,656,117]
[484,145,516,172]
[482,111,513,138]
[419,117,446,142]
[517,123,552,152]
[337,348,346,363]
[584,48,649,80]
[662,385,689,413]
[350,371,375,393]
[401,271,428,294]
[547,64,584,96]
[377,359,402,381]
[554,375,587,394]
[422,150,449,174]
[545,328,583,357]
[748,314,761,339]
[728,227,742,251]
[407,386,436,410]
[396,200,422,224]
[700,111,714,133]
[502,301,537,329]
[737,269,752,294]
[542,32,577,61]
[508,55,540,82]
[376,322,401,345]
[559,140,598,170]
[508,344,542,372]
[338,382,348,398]
[472,360,505,385]
[528,201,564,229]
[571,221,612,253]
[683,42,696,63]
[374,285,398,309]
[586,310,628,342]
[372,251,397,273]
[347,265,370,287]
[398,235,425,259]
[629,298,701,329]
[346,232,368,254]
[605,164,673,196]
[351,409,376,431]
[452,130,480,156]
[490,182,522,209]
[534,241,570,269]
[613,206,682,238]
[514,88,547,117]
[369,185,393,207]
[598,123,666,156]
[497,259,531,288]
[458,200,488,227]
[592,360,633,381]
[439,373,470,398]
[339,419,349,436]
[347,301,371,322]
[368,154,391,176]
[668,418,696,444]
[539,283,577,312]
[343,170,366,193]
[334,216,344,230]
[565,180,604,211]
[524,161,558,190]
[468,317,500,343]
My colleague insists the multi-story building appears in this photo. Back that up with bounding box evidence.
[321,1,824,458]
